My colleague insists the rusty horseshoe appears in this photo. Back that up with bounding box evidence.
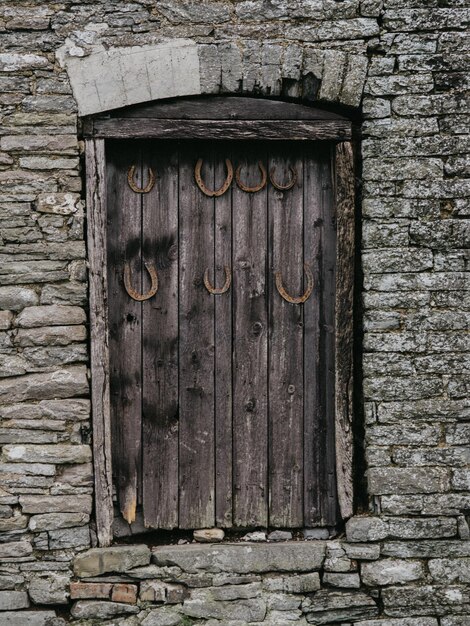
[127,165,156,194]
[204,266,232,295]
[235,161,267,193]
[275,263,314,305]
[195,158,233,197]
[269,165,297,191]
[123,261,159,301]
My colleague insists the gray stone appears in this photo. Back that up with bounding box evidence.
[0,366,88,403]
[362,559,424,586]
[302,590,378,622]
[0,540,32,558]
[242,531,267,542]
[303,528,330,540]
[141,608,183,626]
[20,495,92,514]
[0,512,28,531]
[182,588,266,621]
[193,528,225,543]
[14,325,86,347]
[16,305,85,328]
[49,526,90,549]
[153,542,326,574]
[65,41,201,116]
[0,53,49,72]
[428,558,470,584]
[29,573,69,604]
[346,517,388,542]
[4,444,91,464]
[355,620,438,626]
[367,467,450,495]
[70,600,140,619]
[268,530,293,541]
[0,612,58,626]
[0,590,29,610]
[263,573,320,593]
[0,286,39,311]
[323,572,361,588]
[29,512,88,532]
[0,311,13,330]
[74,545,151,577]
[343,544,381,560]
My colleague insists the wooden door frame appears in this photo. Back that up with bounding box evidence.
[84,97,355,546]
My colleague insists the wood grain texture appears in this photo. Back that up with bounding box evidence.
[213,143,233,527]
[334,141,355,519]
[178,145,215,528]
[90,119,352,141]
[107,141,142,524]
[86,138,113,547]
[110,97,350,121]
[232,146,269,528]
[268,147,304,527]
[142,143,179,528]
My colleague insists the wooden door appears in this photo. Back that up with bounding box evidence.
[106,139,337,530]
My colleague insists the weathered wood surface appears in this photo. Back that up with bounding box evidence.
[110,97,350,121]
[213,143,233,527]
[90,119,352,141]
[142,143,179,528]
[107,142,142,524]
[178,145,215,528]
[335,141,355,520]
[86,138,113,546]
[232,145,269,528]
[268,147,304,527]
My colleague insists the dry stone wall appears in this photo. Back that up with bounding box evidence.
[0,0,469,624]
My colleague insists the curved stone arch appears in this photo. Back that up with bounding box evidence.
[64,38,368,116]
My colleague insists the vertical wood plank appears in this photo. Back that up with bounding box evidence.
[303,148,323,527]
[107,141,142,524]
[179,144,215,528]
[86,138,113,546]
[142,142,179,528]
[335,141,355,519]
[232,147,269,528]
[321,145,339,525]
[213,144,233,527]
[268,147,304,527]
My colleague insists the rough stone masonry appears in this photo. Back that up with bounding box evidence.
[0,0,469,624]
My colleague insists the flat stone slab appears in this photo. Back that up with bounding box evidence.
[74,545,151,577]
[152,541,326,574]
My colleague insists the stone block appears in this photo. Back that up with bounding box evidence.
[429,558,470,584]
[182,588,266,621]
[382,540,470,559]
[368,467,450,495]
[0,512,28,532]
[193,528,224,543]
[140,580,167,602]
[74,545,151,577]
[49,526,90,549]
[141,607,182,626]
[29,512,89,532]
[4,444,91,464]
[70,582,113,599]
[0,53,49,71]
[355,620,438,626]
[344,544,380,560]
[29,573,69,604]
[323,572,361,588]
[65,40,201,116]
[302,590,378,622]
[14,325,86,347]
[0,366,88,403]
[0,540,32,558]
[0,286,39,311]
[153,542,326,574]
[263,573,320,593]
[0,612,60,626]
[111,583,138,604]
[16,305,86,328]
[346,517,388,542]
[20,495,92,514]
[0,311,13,330]
[362,559,424,586]
[0,590,29,610]
[70,600,140,619]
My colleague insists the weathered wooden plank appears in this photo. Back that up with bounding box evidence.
[232,146,269,528]
[335,141,355,520]
[91,119,352,141]
[213,144,233,527]
[110,97,349,121]
[178,144,215,528]
[86,138,113,546]
[320,145,339,526]
[303,148,323,527]
[107,141,142,524]
[142,142,179,529]
[268,147,304,527]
